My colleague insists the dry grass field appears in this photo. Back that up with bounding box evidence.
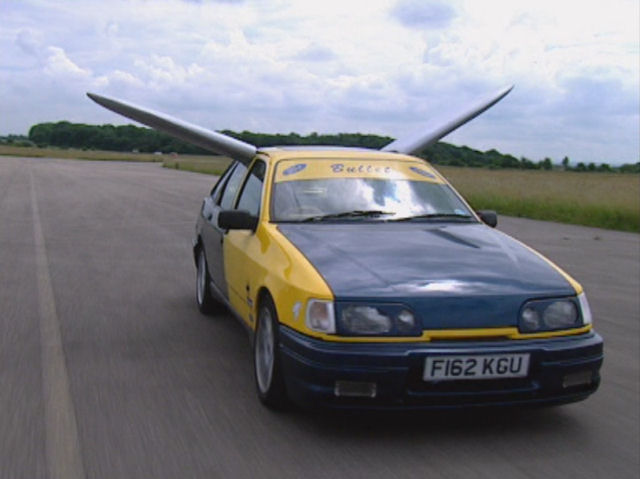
[437,166,640,232]
[0,144,230,170]
[162,156,231,175]
[0,144,166,162]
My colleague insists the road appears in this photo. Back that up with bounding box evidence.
[1,156,638,479]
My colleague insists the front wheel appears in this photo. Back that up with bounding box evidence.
[196,248,217,314]
[254,296,289,409]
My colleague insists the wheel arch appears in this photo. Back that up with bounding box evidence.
[193,235,204,267]
[256,287,277,322]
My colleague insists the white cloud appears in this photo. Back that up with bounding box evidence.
[292,44,337,62]
[132,55,204,89]
[108,70,144,88]
[0,0,637,164]
[391,0,457,29]
[15,28,42,57]
[44,46,91,78]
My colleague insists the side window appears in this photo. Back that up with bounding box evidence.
[219,162,247,209]
[210,162,236,203]
[236,160,266,216]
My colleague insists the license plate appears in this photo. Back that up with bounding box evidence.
[423,353,530,381]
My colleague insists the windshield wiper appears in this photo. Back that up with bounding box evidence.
[390,213,474,222]
[299,210,395,222]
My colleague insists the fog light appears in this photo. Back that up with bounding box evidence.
[334,380,377,398]
[563,370,593,388]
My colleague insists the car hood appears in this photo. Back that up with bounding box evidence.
[277,222,576,329]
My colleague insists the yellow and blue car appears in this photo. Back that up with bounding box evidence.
[87,86,603,410]
[192,149,602,409]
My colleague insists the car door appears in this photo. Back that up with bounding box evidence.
[201,161,248,297]
[223,159,267,325]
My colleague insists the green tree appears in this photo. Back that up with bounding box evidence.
[520,157,538,169]
[540,158,553,170]
[619,162,640,173]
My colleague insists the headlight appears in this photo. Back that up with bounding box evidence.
[306,299,335,334]
[543,301,578,329]
[396,310,417,334]
[337,304,420,336]
[519,297,583,333]
[342,306,392,334]
[521,307,541,331]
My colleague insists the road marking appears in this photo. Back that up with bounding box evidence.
[29,166,86,479]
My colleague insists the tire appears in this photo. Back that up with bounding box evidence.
[195,247,216,314]
[254,295,289,409]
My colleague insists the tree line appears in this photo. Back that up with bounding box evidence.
[1,121,637,173]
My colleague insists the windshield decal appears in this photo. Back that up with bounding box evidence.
[274,159,444,184]
[283,163,307,176]
[409,166,437,179]
[331,163,393,175]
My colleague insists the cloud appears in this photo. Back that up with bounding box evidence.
[132,55,204,89]
[108,70,145,88]
[556,74,639,117]
[0,0,637,164]
[104,21,119,38]
[44,47,91,78]
[181,0,243,3]
[15,29,42,57]
[391,0,457,29]
[292,44,337,62]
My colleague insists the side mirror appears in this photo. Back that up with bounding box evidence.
[218,210,258,231]
[477,210,498,228]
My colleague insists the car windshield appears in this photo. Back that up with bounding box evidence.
[271,160,475,223]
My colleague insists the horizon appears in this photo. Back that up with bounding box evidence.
[4,120,638,168]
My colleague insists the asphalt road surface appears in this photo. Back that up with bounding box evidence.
[1,156,638,479]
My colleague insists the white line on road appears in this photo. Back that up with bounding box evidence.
[29,165,86,479]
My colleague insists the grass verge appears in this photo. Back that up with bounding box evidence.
[0,145,164,162]
[437,166,640,232]
[161,156,231,176]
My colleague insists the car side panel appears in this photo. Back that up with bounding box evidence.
[196,162,237,296]
[201,198,228,293]
[222,155,335,332]
[223,223,334,331]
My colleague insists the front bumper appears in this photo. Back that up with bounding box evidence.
[279,326,603,410]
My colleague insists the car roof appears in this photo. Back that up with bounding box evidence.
[257,146,421,163]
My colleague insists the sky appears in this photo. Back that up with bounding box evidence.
[0,0,638,165]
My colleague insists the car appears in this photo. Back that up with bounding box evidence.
[192,148,603,409]
[86,87,603,410]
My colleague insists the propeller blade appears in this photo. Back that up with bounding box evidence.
[86,92,257,163]
[381,85,514,155]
